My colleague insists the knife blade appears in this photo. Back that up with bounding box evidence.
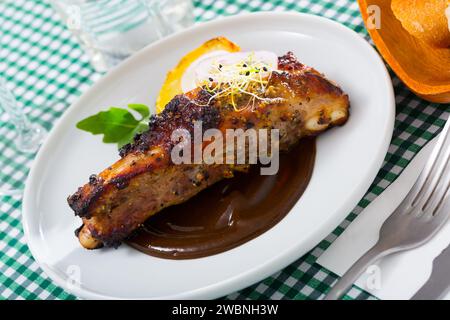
[411,244,450,300]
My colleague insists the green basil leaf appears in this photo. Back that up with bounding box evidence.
[76,104,151,146]
[117,122,149,148]
[128,103,150,119]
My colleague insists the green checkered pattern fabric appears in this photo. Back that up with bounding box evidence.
[0,0,447,300]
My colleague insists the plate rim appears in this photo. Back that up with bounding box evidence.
[22,11,395,300]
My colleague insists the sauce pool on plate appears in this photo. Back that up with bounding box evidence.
[126,138,316,259]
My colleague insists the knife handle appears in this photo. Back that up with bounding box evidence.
[411,277,445,300]
[411,246,450,300]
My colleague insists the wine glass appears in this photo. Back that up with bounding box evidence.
[0,77,47,196]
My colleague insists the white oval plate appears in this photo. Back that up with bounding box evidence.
[22,12,394,299]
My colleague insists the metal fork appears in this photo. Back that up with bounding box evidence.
[324,116,450,300]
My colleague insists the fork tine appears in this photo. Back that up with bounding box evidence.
[422,152,450,215]
[432,183,450,218]
[384,128,450,219]
[411,119,450,212]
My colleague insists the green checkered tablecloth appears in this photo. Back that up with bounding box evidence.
[0,0,448,300]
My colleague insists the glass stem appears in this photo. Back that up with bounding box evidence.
[0,78,46,153]
[0,78,47,196]
[3,96,32,134]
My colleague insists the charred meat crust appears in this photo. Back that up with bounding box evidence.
[68,52,350,248]
[119,92,221,158]
[278,51,305,71]
[67,93,221,218]
[67,175,104,219]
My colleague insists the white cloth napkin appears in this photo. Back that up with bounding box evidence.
[318,136,450,300]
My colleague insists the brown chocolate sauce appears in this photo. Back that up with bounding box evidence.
[126,138,316,259]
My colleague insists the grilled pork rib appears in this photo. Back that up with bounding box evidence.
[68,52,350,249]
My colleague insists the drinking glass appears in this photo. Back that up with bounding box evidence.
[0,77,47,196]
[51,0,195,72]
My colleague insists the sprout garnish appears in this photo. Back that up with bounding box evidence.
[194,52,283,112]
